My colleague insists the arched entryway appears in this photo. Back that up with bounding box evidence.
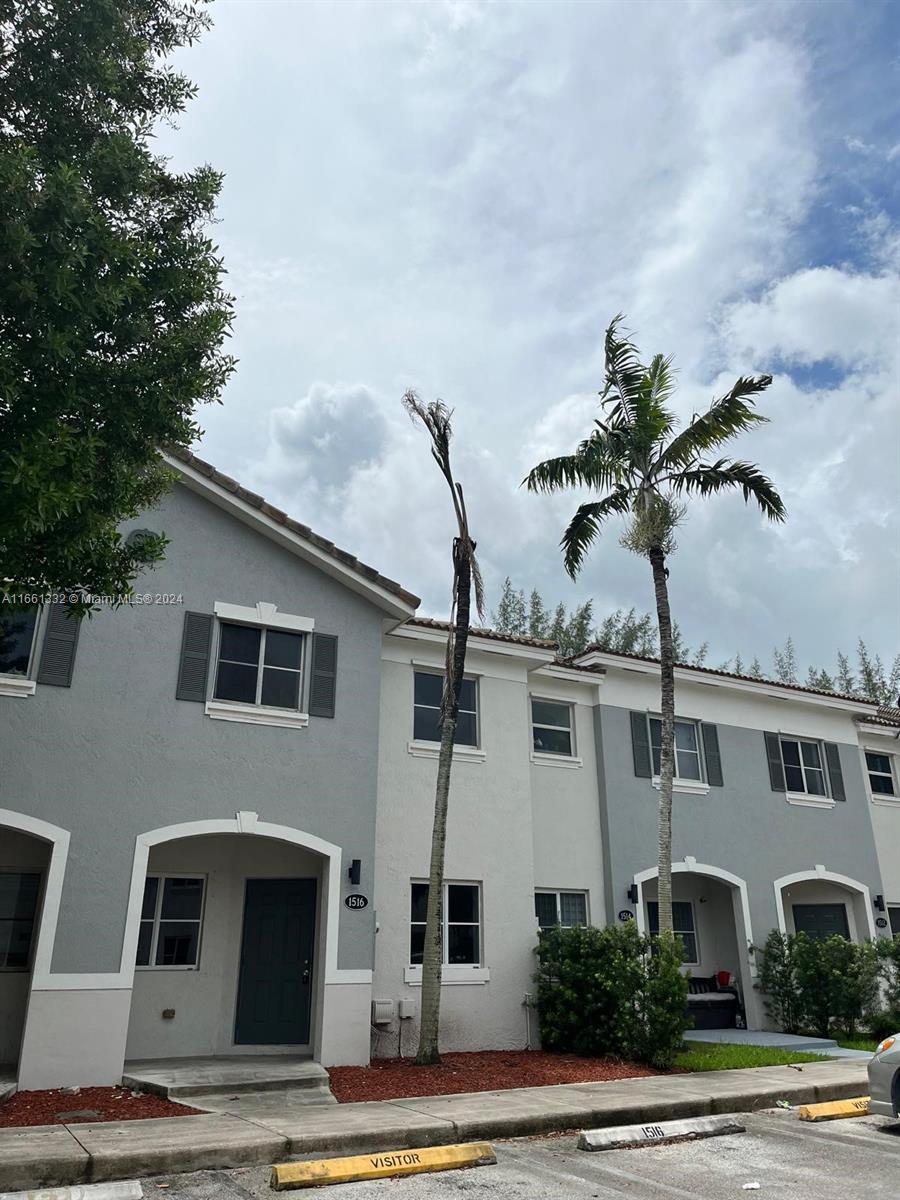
[774,867,875,943]
[0,810,69,1083]
[632,858,761,1028]
[120,812,358,1066]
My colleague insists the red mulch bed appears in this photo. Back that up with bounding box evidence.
[0,1086,203,1128]
[328,1050,661,1103]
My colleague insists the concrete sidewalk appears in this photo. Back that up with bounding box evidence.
[0,1059,869,1193]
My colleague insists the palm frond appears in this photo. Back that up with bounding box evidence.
[561,487,633,578]
[600,314,646,426]
[657,375,772,473]
[670,458,786,521]
[522,428,625,495]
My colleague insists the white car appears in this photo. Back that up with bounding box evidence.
[868,1034,900,1119]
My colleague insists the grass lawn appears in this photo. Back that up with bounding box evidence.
[676,1044,830,1072]
[834,1037,879,1052]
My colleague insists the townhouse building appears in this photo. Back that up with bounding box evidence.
[2,451,897,1088]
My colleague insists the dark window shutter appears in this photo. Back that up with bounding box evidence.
[176,612,213,702]
[764,732,786,792]
[36,604,81,687]
[824,742,846,801]
[630,711,653,778]
[309,632,337,718]
[701,723,724,786]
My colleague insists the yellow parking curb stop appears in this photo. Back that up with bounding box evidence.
[798,1097,869,1121]
[270,1141,497,1190]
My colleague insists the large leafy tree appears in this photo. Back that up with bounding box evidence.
[0,0,234,605]
[403,391,483,1065]
[525,317,784,934]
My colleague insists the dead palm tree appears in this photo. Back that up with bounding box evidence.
[524,316,784,935]
[403,391,484,1065]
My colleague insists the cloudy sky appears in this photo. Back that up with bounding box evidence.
[157,0,899,672]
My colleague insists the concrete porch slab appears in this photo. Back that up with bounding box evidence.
[0,1066,16,1103]
[0,1123,90,1192]
[70,1113,288,1183]
[683,1028,873,1059]
[122,1055,331,1099]
[193,1084,338,1117]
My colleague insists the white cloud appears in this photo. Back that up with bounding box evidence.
[160,0,898,668]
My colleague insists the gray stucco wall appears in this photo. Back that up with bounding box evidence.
[0,483,385,975]
[595,702,885,949]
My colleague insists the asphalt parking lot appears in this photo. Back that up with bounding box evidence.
[146,1108,900,1199]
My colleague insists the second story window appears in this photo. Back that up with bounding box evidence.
[531,699,574,756]
[413,670,478,746]
[649,717,703,781]
[779,737,826,796]
[865,751,896,798]
[0,607,39,677]
[214,623,304,710]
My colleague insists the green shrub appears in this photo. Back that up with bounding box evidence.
[867,1008,900,1043]
[877,935,900,1012]
[759,929,882,1039]
[757,930,804,1034]
[534,922,690,1069]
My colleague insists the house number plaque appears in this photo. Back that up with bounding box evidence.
[344,894,369,910]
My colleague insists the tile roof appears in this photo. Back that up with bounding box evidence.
[859,705,900,728]
[567,645,881,706]
[170,449,420,609]
[406,616,558,650]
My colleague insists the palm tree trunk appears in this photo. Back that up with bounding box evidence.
[649,546,675,936]
[416,541,472,1065]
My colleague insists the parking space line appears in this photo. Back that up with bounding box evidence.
[505,1143,711,1200]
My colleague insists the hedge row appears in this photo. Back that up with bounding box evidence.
[758,930,900,1040]
[534,922,691,1068]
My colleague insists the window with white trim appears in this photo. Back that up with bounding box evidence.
[136,876,205,967]
[410,881,481,965]
[865,751,897,798]
[213,623,304,710]
[0,872,41,971]
[779,737,827,796]
[648,900,698,964]
[413,671,478,747]
[534,890,588,929]
[889,906,900,937]
[531,700,574,756]
[648,717,703,781]
[0,607,39,677]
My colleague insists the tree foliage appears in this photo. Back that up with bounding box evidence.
[0,0,234,605]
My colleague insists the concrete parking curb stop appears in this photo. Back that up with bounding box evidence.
[798,1096,869,1121]
[270,1142,497,1190]
[577,1114,746,1151]
[0,1060,869,1193]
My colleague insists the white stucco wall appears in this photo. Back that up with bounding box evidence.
[126,834,323,1059]
[858,731,900,911]
[373,634,603,1055]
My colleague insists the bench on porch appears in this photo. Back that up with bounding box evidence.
[687,976,743,1030]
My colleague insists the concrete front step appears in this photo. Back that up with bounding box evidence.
[122,1055,333,1101]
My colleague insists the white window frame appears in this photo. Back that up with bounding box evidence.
[136,873,206,971]
[530,697,581,766]
[0,605,42,698]
[864,748,898,803]
[205,601,314,729]
[779,735,830,803]
[534,888,589,929]
[648,899,700,965]
[646,715,710,794]
[889,905,900,938]
[404,879,489,985]
[410,669,480,751]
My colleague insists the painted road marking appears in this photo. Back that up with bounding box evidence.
[270,1142,497,1190]
[578,1115,746,1151]
[798,1097,869,1121]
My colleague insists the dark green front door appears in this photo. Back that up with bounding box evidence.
[792,903,850,941]
[235,878,316,1045]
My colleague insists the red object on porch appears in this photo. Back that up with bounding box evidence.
[716,970,732,987]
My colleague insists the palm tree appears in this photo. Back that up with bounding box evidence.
[403,390,484,1065]
[524,316,784,935]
